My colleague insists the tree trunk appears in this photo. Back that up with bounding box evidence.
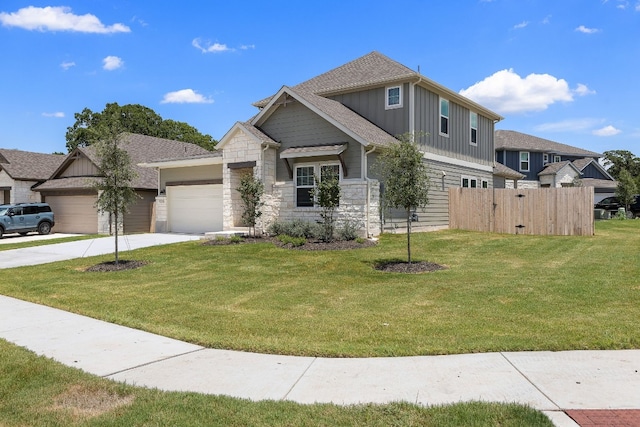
[406,208,412,264]
[114,205,119,266]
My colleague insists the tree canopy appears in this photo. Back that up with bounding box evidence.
[65,103,217,152]
[602,150,640,181]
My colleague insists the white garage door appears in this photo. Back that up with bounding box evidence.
[167,184,223,234]
[45,194,98,234]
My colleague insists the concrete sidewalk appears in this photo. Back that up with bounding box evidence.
[1,296,639,426]
[0,233,202,269]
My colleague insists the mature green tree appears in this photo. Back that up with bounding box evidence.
[602,150,640,181]
[237,172,264,237]
[313,168,341,242]
[91,109,140,265]
[615,168,638,217]
[375,133,430,264]
[66,103,217,152]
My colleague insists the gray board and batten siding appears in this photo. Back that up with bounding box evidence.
[259,100,363,182]
[330,84,495,167]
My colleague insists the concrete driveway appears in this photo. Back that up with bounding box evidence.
[0,233,202,269]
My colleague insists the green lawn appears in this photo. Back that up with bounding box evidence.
[0,340,553,426]
[1,220,638,357]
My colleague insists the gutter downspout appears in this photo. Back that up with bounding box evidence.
[365,146,376,237]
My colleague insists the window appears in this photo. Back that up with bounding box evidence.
[470,112,478,145]
[296,166,315,207]
[519,152,530,172]
[481,180,488,189]
[385,86,402,109]
[461,176,478,188]
[543,153,549,164]
[295,164,341,207]
[554,155,561,163]
[440,97,449,136]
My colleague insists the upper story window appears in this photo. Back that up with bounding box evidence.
[295,163,341,207]
[543,153,549,164]
[440,97,449,137]
[385,86,402,109]
[519,152,530,172]
[554,155,561,163]
[470,112,478,146]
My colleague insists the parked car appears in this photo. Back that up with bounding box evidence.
[594,195,640,218]
[0,202,55,238]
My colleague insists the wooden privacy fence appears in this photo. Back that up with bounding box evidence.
[449,187,594,236]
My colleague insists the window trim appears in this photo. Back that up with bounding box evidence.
[470,111,478,146]
[461,175,478,188]
[519,151,530,172]
[439,97,450,137]
[385,85,403,110]
[554,155,561,163]
[294,162,342,208]
[543,153,549,164]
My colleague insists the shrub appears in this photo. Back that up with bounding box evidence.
[277,234,307,247]
[268,219,317,238]
[336,220,361,241]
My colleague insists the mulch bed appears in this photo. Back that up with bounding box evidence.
[374,260,447,274]
[203,236,446,273]
[84,260,147,272]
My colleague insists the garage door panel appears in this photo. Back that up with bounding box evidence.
[45,195,98,234]
[167,185,222,234]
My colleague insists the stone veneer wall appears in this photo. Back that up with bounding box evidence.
[0,172,42,203]
[260,179,381,237]
[505,179,540,189]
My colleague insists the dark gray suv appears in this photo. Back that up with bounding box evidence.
[0,202,55,238]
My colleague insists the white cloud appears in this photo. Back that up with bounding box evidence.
[574,83,596,96]
[0,6,130,33]
[192,38,232,53]
[593,125,622,136]
[60,61,76,70]
[460,69,574,114]
[240,44,256,50]
[542,15,552,24]
[513,21,529,29]
[103,56,123,71]
[576,25,601,34]
[161,89,214,104]
[42,112,65,118]
[535,118,605,132]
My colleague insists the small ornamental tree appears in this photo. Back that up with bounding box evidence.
[314,169,341,242]
[92,114,139,265]
[615,168,638,217]
[376,133,430,264]
[237,172,264,237]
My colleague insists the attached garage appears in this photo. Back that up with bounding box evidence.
[123,191,156,233]
[167,184,223,234]
[45,194,98,234]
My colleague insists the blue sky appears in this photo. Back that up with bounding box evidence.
[1,0,639,156]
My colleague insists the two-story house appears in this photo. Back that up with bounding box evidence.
[494,130,616,201]
[145,52,503,236]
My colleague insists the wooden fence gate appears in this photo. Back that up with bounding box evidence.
[448,187,594,236]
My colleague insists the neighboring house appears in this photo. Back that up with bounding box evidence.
[494,130,616,201]
[0,149,65,204]
[34,133,210,234]
[145,51,503,236]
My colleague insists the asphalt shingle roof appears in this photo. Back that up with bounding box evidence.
[495,130,602,157]
[38,133,211,191]
[0,149,65,181]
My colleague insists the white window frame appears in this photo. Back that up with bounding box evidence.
[481,179,489,189]
[470,111,478,146]
[439,97,449,137]
[385,85,402,110]
[461,176,478,188]
[519,151,530,172]
[543,153,549,164]
[294,162,341,208]
[554,155,561,163]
